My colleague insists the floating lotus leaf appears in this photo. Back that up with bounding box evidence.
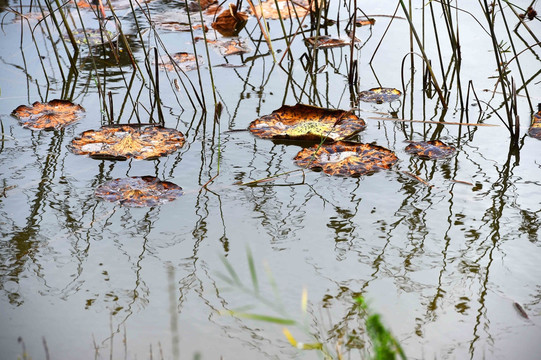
[304,35,355,49]
[249,0,311,19]
[356,18,375,26]
[95,176,183,207]
[248,104,366,142]
[158,52,203,72]
[64,28,118,46]
[294,141,398,176]
[405,140,456,159]
[69,125,185,160]
[11,99,85,130]
[528,104,541,139]
[359,87,402,104]
[211,4,249,36]
[205,38,251,56]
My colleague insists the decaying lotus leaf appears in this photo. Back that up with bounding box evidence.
[249,0,311,19]
[356,18,375,26]
[294,141,398,176]
[359,87,402,104]
[205,38,251,56]
[11,99,85,130]
[304,35,356,49]
[64,28,118,46]
[158,52,203,72]
[527,104,541,139]
[405,140,456,159]
[248,104,366,142]
[211,3,249,36]
[95,176,183,207]
[69,125,185,160]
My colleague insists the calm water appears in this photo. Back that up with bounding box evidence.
[1,1,540,359]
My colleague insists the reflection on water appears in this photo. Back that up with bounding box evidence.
[1,0,541,359]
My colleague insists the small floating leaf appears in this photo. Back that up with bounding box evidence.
[249,0,312,19]
[249,104,366,142]
[69,125,185,160]
[211,3,249,36]
[95,176,183,207]
[204,38,251,56]
[359,87,402,104]
[294,141,398,176]
[527,104,541,139]
[11,99,85,131]
[356,17,376,26]
[158,52,203,72]
[304,35,357,49]
[405,140,456,159]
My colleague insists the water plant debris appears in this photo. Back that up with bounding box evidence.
[11,99,85,131]
[359,88,402,104]
[95,176,183,207]
[68,125,185,160]
[249,104,366,142]
[294,141,398,176]
[249,0,312,20]
[211,3,249,37]
[527,104,541,140]
[158,52,204,72]
[405,140,456,159]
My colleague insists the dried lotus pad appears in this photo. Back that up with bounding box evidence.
[294,142,398,176]
[249,104,365,142]
[211,4,249,36]
[304,35,355,49]
[95,176,183,207]
[404,140,456,159]
[69,125,185,160]
[158,52,203,72]
[11,99,85,130]
[359,87,402,104]
[249,0,312,19]
[528,105,541,139]
[204,38,251,56]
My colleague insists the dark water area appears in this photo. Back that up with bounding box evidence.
[1,0,541,359]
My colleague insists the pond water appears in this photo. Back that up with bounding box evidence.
[1,1,540,359]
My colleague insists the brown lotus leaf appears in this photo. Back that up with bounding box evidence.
[155,21,208,32]
[187,0,218,12]
[68,125,185,160]
[205,38,251,56]
[356,18,375,26]
[158,52,203,72]
[248,104,366,142]
[250,0,311,19]
[95,176,183,207]
[528,104,541,139]
[304,35,357,49]
[294,141,398,176]
[211,3,249,36]
[359,87,402,104]
[405,140,456,159]
[11,99,85,130]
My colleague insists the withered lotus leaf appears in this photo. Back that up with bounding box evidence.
[356,18,376,26]
[250,0,311,19]
[206,38,251,56]
[294,141,398,176]
[158,52,203,72]
[69,125,185,160]
[405,140,456,159]
[304,35,354,49]
[359,87,402,104]
[527,104,541,139]
[249,104,366,142]
[95,176,183,207]
[12,99,85,130]
[211,3,249,36]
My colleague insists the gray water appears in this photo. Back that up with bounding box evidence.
[1,1,540,359]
